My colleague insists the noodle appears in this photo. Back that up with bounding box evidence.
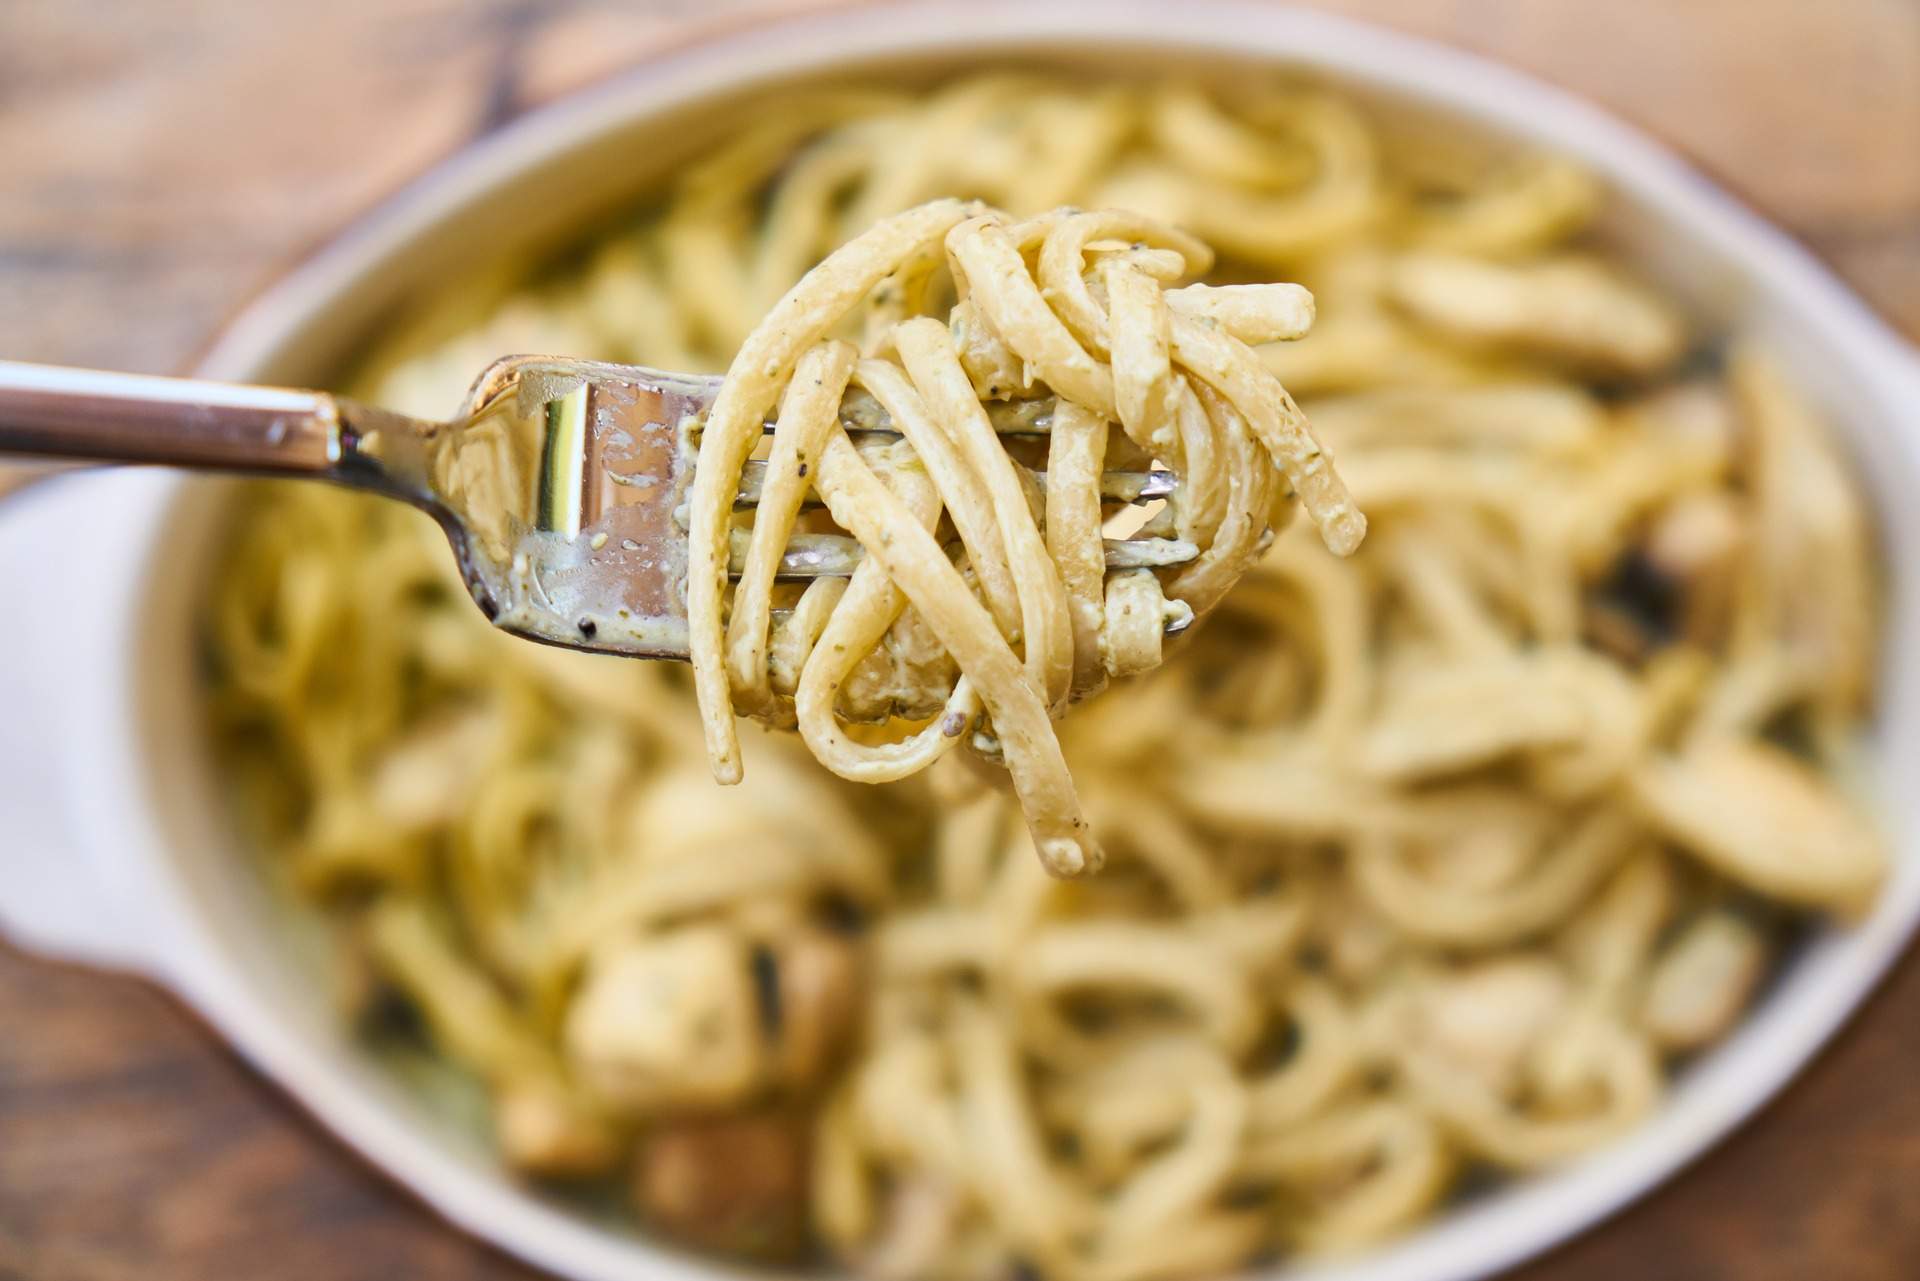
[207,73,1886,1279]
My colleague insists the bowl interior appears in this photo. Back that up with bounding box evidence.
[121,17,1920,1281]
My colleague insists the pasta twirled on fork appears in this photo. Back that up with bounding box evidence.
[687,201,1363,876]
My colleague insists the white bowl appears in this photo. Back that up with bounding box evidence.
[4,4,1919,1280]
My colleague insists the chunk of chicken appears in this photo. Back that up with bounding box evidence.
[1382,956,1574,1098]
[368,706,497,831]
[1358,655,1587,780]
[565,927,764,1114]
[766,928,864,1090]
[1644,491,1745,647]
[1393,958,1571,1097]
[632,1111,812,1262]
[1386,252,1685,376]
[1629,736,1885,914]
[1642,912,1768,1051]
[494,1077,622,1179]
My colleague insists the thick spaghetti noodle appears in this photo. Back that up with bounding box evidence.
[207,73,1885,1279]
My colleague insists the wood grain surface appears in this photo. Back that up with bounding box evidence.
[3,2,1919,1278]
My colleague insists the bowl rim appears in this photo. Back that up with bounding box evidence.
[50,4,1920,1281]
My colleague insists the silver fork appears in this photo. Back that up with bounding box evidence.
[0,357,1194,661]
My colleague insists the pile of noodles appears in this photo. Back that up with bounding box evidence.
[205,73,1884,1279]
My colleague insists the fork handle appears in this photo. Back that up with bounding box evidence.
[0,360,345,472]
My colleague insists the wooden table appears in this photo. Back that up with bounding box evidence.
[3,2,1918,1277]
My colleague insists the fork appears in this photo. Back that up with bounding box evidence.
[0,357,1194,661]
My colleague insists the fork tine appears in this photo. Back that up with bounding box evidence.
[728,529,1199,579]
[734,460,1174,509]
[1100,536,1200,569]
[767,601,1196,638]
[760,391,1055,438]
